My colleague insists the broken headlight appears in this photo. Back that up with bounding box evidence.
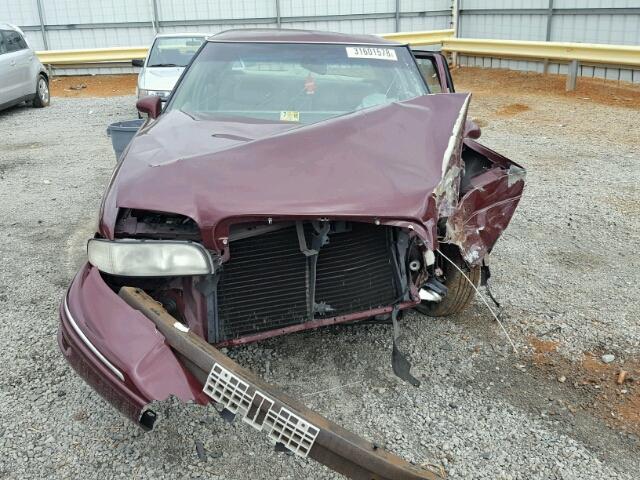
[87,239,214,277]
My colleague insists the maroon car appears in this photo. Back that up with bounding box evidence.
[58,29,525,434]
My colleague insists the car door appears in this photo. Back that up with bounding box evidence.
[412,51,455,93]
[0,30,12,105]
[6,30,36,96]
[3,30,34,97]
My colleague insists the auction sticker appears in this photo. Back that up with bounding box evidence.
[280,111,300,122]
[346,46,397,61]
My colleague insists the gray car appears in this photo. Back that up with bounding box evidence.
[0,23,49,112]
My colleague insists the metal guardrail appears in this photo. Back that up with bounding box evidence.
[35,30,455,65]
[37,46,148,65]
[35,29,640,71]
[380,29,454,46]
[441,37,640,67]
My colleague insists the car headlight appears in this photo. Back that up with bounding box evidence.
[138,89,169,99]
[87,239,214,277]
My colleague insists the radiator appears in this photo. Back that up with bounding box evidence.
[216,222,399,341]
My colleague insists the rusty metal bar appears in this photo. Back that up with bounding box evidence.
[118,287,440,480]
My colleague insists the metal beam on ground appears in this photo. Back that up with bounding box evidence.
[118,287,441,480]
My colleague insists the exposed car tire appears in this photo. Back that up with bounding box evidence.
[32,74,50,108]
[415,245,481,317]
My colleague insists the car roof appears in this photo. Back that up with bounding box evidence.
[209,28,404,46]
[155,33,209,38]
[0,23,20,31]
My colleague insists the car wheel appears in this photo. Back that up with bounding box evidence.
[414,245,481,317]
[32,74,50,108]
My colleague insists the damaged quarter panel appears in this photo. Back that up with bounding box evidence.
[446,139,526,265]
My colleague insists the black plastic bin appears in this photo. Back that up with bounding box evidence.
[106,119,144,161]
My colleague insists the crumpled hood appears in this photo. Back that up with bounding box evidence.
[100,93,470,248]
[139,66,185,91]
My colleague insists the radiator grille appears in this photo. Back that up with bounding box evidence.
[315,224,397,317]
[217,226,308,340]
[216,223,398,341]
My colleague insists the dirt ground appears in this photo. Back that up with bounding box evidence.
[451,69,640,440]
[50,74,137,97]
[454,66,640,110]
[50,66,640,110]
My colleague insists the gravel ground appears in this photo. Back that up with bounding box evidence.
[0,87,638,480]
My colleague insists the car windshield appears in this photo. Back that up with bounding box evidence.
[147,36,205,67]
[167,42,428,124]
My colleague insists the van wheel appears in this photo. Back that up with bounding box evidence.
[33,74,50,108]
[415,245,481,317]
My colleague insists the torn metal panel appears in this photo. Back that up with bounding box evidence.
[433,93,471,218]
[445,159,526,265]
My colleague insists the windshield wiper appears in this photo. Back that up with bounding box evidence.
[148,63,181,68]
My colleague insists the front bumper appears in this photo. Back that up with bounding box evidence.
[57,264,206,427]
[57,267,440,477]
[58,305,149,425]
[57,263,416,428]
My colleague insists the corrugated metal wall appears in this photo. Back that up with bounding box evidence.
[457,0,640,83]
[7,0,454,48]
[1,0,451,74]
[1,0,638,81]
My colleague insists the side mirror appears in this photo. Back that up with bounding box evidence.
[136,95,162,119]
[131,58,145,67]
[464,120,481,140]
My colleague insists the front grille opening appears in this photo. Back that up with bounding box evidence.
[99,272,186,322]
[215,221,400,341]
[114,209,201,241]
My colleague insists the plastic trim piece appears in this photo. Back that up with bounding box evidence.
[203,362,319,458]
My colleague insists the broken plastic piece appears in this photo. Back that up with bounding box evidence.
[203,363,252,415]
[419,289,442,303]
[264,406,320,458]
[390,307,421,387]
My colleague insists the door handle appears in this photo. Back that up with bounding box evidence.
[10,60,16,66]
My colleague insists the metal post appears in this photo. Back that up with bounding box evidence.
[454,0,461,36]
[151,0,160,34]
[566,59,579,91]
[395,0,400,32]
[275,0,281,28]
[543,0,553,73]
[35,0,48,50]
[545,0,554,41]
[452,0,461,67]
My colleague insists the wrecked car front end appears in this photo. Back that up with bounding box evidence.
[58,31,525,478]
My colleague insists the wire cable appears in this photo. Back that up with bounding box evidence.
[436,248,518,353]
